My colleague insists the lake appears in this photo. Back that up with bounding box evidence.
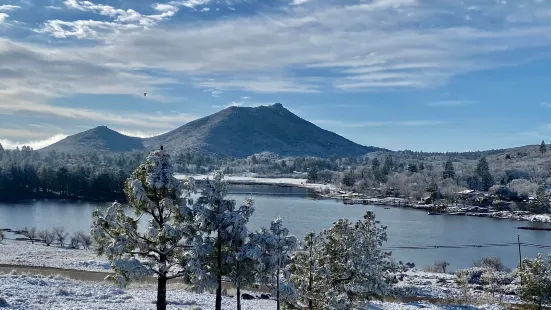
[1,184,550,270]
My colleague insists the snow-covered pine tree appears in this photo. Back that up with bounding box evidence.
[317,211,392,309]
[251,217,298,310]
[232,233,261,310]
[91,149,196,310]
[516,253,551,310]
[185,172,255,310]
[287,232,325,310]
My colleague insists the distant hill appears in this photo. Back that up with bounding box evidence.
[143,103,382,157]
[40,126,145,154]
[40,104,383,158]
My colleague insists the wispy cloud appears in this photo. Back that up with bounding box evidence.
[0,101,196,130]
[0,134,68,150]
[193,77,320,93]
[540,102,551,108]
[313,119,446,128]
[426,100,477,107]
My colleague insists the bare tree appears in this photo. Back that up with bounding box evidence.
[76,231,92,249]
[434,260,450,273]
[52,227,68,247]
[70,233,81,249]
[22,227,37,244]
[38,229,55,246]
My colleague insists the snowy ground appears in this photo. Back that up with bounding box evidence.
[174,174,336,192]
[0,239,109,272]
[0,239,521,308]
[394,270,520,304]
[0,272,507,310]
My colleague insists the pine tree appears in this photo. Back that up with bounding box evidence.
[251,218,298,310]
[91,149,196,310]
[530,186,550,214]
[407,163,418,173]
[517,254,551,310]
[382,155,394,175]
[443,160,455,179]
[0,142,4,152]
[476,157,494,191]
[293,211,392,309]
[540,140,547,154]
[287,232,324,310]
[307,167,318,183]
[186,172,255,310]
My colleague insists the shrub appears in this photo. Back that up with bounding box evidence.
[473,257,507,272]
[455,267,487,285]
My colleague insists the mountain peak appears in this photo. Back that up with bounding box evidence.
[40,126,144,153]
[144,103,381,157]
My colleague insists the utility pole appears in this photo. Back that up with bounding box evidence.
[518,235,523,285]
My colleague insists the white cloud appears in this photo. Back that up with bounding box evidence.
[115,129,168,138]
[289,0,312,6]
[0,5,20,11]
[201,7,210,12]
[0,13,7,24]
[37,0,179,40]
[426,100,477,107]
[0,134,68,150]
[66,0,551,94]
[169,0,212,9]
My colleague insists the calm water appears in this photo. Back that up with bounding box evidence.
[1,185,550,270]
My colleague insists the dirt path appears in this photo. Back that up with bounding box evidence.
[0,264,263,292]
[0,264,113,282]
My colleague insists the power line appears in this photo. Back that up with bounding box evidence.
[381,242,551,251]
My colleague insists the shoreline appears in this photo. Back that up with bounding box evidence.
[182,174,551,225]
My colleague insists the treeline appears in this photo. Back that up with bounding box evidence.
[0,163,128,202]
[0,145,227,202]
[0,146,137,202]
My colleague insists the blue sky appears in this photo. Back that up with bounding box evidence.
[1,0,551,152]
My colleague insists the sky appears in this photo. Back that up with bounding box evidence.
[1,0,551,152]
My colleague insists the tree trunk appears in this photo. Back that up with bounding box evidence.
[236,257,241,310]
[236,285,241,310]
[216,233,222,310]
[157,276,167,310]
[308,241,313,310]
[276,266,280,310]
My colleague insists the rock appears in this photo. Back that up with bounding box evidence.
[260,294,271,300]
[241,293,255,300]
[436,278,447,284]
[0,296,8,307]
[473,285,484,291]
